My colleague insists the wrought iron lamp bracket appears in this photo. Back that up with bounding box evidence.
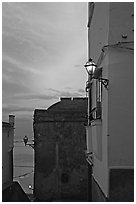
[99,78,109,89]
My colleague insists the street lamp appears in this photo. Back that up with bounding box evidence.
[84,58,97,124]
[28,184,34,190]
[84,58,97,92]
[84,58,97,76]
[84,58,109,124]
[23,135,35,149]
[84,58,109,90]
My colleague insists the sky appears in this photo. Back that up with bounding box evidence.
[2,2,88,139]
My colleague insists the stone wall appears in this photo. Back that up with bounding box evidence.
[33,98,88,201]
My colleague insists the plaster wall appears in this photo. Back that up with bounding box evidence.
[109,2,134,44]
[87,2,134,201]
[88,2,110,63]
[108,2,134,167]
[88,2,134,198]
[108,49,134,167]
[88,2,110,198]
[91,53,109,198]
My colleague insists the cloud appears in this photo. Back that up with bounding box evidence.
[46,88,83,97]
[13,93,59,101]
[2,80,30,98]
[2,2,87,141]
[2,2,87,70]
[2,54,41,75]
[3,89,85,115]
[2,58,33,98]
[47,88,61,93]
[12,89,83,101]
[78,88,85,93]
[2,3,52,70]
[3,104,34,114]
[65,87,73,90]
[59,91,82,97]
[2,2,87,94]
[74,64,83,68]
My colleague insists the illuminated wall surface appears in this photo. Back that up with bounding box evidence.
[33,97,88,201]
[87,2,134,201]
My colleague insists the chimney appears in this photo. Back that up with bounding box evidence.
[9,115,15,127]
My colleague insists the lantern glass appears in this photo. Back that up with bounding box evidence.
[85,60,96,75]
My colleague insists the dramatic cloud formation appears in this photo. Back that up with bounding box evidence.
[2,2,87,138]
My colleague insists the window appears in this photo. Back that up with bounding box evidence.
[96,79,102,119]
[96,79,102,103]
[91,79,102,120]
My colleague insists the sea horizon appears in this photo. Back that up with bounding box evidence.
[13,141,34,194]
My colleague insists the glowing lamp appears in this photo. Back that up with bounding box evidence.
[84,58,97,76]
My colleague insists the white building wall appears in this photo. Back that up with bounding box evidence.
[88,2,110,63]
[88,3,110,197]
[91,53,109,197]
[109,2,134,45]
[108,50,134,167]
[87,2,134,197]
[108,2,134,168]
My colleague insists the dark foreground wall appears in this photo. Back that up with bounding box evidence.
[34,122,88,201]
[91,168,134,202]
[2,181,30,202]
[109,168,134,202]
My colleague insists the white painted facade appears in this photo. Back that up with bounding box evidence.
[86,2,134,198]
[2,115,15,190]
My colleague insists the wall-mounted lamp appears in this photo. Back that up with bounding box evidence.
[23,135,35,149]
[84,58,97,76]
[28,184,34,190]
[84,59,109,89]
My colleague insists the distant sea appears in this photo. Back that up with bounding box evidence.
[13,141,34,194]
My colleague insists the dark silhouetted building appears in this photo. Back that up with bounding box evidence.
[2,115,30,202]
[33,97,88,201]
